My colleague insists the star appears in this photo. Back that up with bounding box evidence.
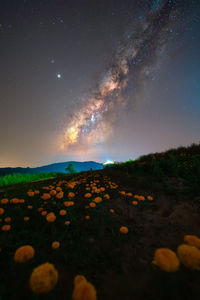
[57,74,61,79]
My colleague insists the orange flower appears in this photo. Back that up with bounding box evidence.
[56,192,64,199]
[52,241,60,249]
[132,201,138,206]
[64,201,74,207]
[5,217,11,223]
[68,192,75,198]
[14,245,35,263]
[85,187,90,191]
[184,235,200,248]
[93,197,102,203]
[27,205,33,209]
[85,216,90,220]
[29,262,58,294]
[11,198,19,204]
[85,205,89,209]
[119,191,126,196]
[104,194,110,200]
[2,224,11,231]
[65,221,70,225]
[109,209,115,213]
[27,191,34,197]
[56,187,62,192]
[19,199,25,203]
[126,192,133,197]
[50,190,57,196]
[72,275,97,300]
[147,195,153,201]
[34,190,40,194]
[41,193,51,200]
[24,216,30,221]
[0,208,5,215]
[177,244,200,270]
[89,202,96,208]
[100,187,105,192]
[152,248,180,272]
[138,196,145,201]
[84,193,92,198]
[1,198,8,204]
[46,212,56,222]
[59,209,67,216]
[38,207,43,212]
[120,226,128,234]
[41,211,47,216]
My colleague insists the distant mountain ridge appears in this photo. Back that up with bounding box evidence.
[0,161,103,176]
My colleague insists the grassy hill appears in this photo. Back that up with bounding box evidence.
[0,144,200,299]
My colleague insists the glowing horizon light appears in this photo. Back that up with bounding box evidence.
[103,160,114,165]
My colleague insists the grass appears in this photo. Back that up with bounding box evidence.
[0,172,58,188]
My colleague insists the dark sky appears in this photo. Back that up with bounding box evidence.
[0,0,200,167]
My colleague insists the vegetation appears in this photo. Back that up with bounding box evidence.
[0,143,200,299]
[0,172,57,188]
[104,143,200,195]
[65,163,77,174]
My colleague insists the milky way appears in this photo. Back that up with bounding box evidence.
[60,0,186,152]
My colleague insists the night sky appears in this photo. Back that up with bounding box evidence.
[0,0,200,167]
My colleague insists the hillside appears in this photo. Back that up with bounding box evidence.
[0,161,103,176]
[0,144,200,299]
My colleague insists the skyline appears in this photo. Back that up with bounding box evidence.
[0,0,200,167]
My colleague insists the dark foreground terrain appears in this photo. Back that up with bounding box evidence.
[0,144,200,299]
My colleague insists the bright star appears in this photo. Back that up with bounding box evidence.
[57,74,61,79]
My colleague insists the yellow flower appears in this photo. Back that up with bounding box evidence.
[184,235,200,248]
[52,241,60,249]
[14,245,35,263]
[46,212,56,222]
[120,226,128,234]
[177,244,200,270]
[29,262,58,294]
[72,275,97,300]
[152,248,180,272]
[1,224,11,231]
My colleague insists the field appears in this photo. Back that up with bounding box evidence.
[0,144,200,299]
[0,172,58,188]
